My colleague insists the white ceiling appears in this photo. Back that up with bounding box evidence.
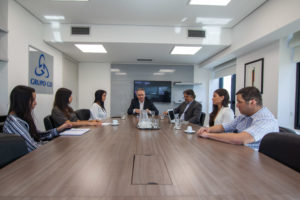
[17,0,267,64]
[48,42,228,64]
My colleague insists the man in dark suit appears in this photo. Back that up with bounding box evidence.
[165,89,202,124]
[127,88,159,115]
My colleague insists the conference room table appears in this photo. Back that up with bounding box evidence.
[0,116,299,200]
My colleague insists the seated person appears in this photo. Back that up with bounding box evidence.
[127,88,159,115]
[197,87,279,150]
[90,90,107,120]
[164,89,202,124]
[3,85,72,152]
[209,88,234,126]
[52,88,102,127]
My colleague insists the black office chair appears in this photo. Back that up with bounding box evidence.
[0,133,28,168]
[0,115,7,132]
[259,132,300,172]
[279,126,297,134]
[75,109,91,120]
[44,115,56,131]
[199,112,206,126]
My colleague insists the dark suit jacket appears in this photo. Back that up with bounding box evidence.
[174,100,202,124]
[127,97,159,115]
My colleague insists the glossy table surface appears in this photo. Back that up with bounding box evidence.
[0,116,300,200]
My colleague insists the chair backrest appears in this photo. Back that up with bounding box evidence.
[0,115,7,132]
[279,126,297,134]
[259,132,300,172]
[199,112,206,126]
[44,115,56,131]
[75,109,91,120]
[0,133,28,168]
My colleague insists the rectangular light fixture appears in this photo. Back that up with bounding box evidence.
[75,44,107,53]
[116,72,127,75]
[189,0,231,6]
[196,17,232,25]
[153,72,165,76]
[44,15,65,20]
[171,46,202,55]
[111,68,120,72]
[159,69,175,73]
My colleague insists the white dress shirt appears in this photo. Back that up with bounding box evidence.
[214,106,234,125]
[133,101,144,113]
[90,103,107,120]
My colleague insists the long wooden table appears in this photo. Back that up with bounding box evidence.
[0,116,300,200]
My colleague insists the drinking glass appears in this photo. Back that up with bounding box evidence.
[121,112,126,120]
[174,118,181,130]
[152,119,159,129]
[150,110,155,118]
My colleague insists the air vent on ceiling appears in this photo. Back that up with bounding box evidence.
[71,26,90,35]
[187,30,206,38]
[137,59,153,62]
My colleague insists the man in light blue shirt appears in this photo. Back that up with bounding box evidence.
[197,87,278,150]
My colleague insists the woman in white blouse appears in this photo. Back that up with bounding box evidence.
[209,89,234,126]
[90,90,107,120]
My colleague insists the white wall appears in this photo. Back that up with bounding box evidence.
[78,63,111,117]
[4,1,78,130]
[277,37,297,129]
[63,57,79,109]
[236,42,280,117]
[194,66,213,126]
[0,62,8,115]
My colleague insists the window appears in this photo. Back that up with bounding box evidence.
[295,62,300,129]
[219,74,236,113]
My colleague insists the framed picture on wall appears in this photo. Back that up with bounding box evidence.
[244,58,264,93]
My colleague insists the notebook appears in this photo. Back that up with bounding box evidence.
[60,128,90,136]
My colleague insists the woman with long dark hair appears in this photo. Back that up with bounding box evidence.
[90,90,107,120]
[51,88,101,127]
[209,88,234,126]
[3,85,72,152]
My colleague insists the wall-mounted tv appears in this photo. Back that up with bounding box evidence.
[134,80,171,103]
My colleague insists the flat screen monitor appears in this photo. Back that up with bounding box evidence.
[134,80,171,103]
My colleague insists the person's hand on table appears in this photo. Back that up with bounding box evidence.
[57,121,72,132]
[134,109,141,114]
[89,121,102,126]
[197,127,210,138]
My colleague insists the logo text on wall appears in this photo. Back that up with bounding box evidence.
[28,47,53,94]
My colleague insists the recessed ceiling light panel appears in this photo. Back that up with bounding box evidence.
[116,72,127,75]
[171,46,202,55]
[44,15,65,20]
[159,69,175,73]
[75,44,107,53]
[153,72,165,76]
[189,0,231,6]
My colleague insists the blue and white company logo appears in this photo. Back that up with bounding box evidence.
[35,54,49,78]
[30,54,53,87]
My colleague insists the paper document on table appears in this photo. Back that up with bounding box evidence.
[102,123,111,126]
[60,128,90,136]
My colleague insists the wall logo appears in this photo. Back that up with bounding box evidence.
[34,54,49,78]
[29,48,53,94]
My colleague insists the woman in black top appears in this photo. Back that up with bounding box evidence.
[51,88,102,127]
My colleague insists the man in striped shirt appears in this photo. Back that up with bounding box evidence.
[197,87,278,150]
